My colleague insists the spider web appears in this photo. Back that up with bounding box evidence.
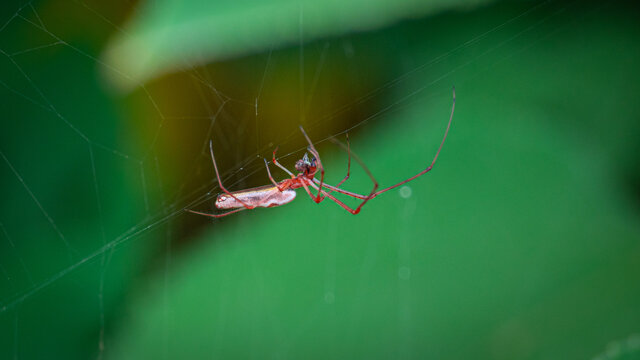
[1,0,637,359]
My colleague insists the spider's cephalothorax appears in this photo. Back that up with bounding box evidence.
[295,153,317,177]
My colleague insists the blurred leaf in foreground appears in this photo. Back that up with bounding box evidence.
[101,0,489,91]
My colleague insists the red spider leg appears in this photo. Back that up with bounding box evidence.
[184,141,257,217]
[270,166,354,213]
[312,181,367,199]
[272,146,295,178]
[298,126,326,202]
[206,140,255,209]
[334,133,351,187]
[361,86,456,198]
[296,175,324,204]
[291,145,377,214]
[323,138,379,213]
[185,207,247,218]
[263,158,280,188]
[318,86,456,203]
[307,181,366,215]
[316,133,350,201]
[263,158,293,191]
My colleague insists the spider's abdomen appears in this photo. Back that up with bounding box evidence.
[215,186,296,209]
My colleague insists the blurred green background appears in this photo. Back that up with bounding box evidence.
[1,0,640,359]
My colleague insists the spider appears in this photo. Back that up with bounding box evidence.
[186,87,455,218]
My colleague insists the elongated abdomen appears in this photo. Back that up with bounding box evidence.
[215,186,296,209]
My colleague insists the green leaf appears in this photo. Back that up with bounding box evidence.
[102,0,489,90]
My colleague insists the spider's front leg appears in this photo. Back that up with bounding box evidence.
[299,126,326,202]
[272,146,296,177]
[263,158,295,192]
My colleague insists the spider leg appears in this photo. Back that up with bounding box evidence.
[207,140,256,210]
[297,176,367,214]
[185,207,247,218]
[313,180,367,199]
[324,136,379,213]
[292,175,357,212]
[308,181,363,214]
[359,86,455,199]
[320,86,455,209]
[299,126,326,202]
[263,158,290,191]
[333,133,351,187]
[316,133,350,201]
[184,140,257,218]
[264,158,279,187]
[298,177,326,204]
[272,146,295,177]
